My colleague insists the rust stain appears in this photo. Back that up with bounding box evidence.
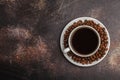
[88,7,104,19]
[31,0,46,10]
[0,27,51,74]
[108,43,120,71]
[7,27,32,40]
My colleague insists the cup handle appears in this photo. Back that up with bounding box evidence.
[64,47,70,53]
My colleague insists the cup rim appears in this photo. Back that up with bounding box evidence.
[68,25,101,57]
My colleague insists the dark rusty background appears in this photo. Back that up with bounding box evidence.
[0,0,120,80]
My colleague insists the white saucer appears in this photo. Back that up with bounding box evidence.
[60,17,110,67]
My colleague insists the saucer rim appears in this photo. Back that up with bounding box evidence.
[60,17,110,67]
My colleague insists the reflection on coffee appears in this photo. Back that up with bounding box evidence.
[71,28,99,55]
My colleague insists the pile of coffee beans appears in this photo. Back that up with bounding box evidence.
[64,20,108,64]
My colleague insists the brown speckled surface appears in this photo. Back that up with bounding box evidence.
[0,0,120,80]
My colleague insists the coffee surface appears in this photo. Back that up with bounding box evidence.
[71,28,99,55]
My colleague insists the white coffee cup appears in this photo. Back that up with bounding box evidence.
[64,25,101,57]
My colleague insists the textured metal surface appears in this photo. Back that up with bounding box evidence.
[0,0,120,80]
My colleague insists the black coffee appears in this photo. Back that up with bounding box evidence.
[71,28,99,55]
